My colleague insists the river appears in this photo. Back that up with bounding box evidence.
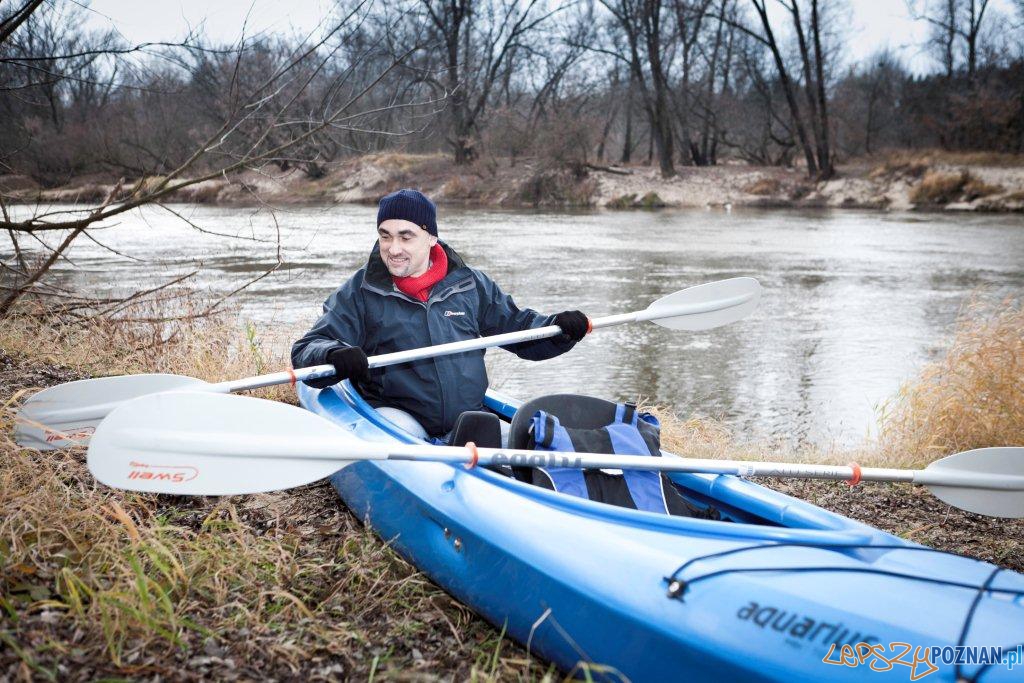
[8,203,1023,447]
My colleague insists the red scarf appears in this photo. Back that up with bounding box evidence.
[392,243,448,302]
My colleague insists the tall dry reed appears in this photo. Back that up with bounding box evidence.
[653,298,1023,471]
[878,298,1024,467]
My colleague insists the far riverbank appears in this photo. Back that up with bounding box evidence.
[4,150,1024,213]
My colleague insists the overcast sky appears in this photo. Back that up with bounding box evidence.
[81,0,1019,75]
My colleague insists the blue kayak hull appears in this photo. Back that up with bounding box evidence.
[299,382,1024,681]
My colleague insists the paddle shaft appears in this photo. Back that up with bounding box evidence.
[113,427,1024,492]
[212,292,756,393]
[337,448,1024,491]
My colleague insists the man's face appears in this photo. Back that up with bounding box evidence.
[378,219,438,277]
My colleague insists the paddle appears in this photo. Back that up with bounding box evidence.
[87,391,1024,518]
[16,277,761,449]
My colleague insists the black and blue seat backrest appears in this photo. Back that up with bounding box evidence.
[509,394,711,517]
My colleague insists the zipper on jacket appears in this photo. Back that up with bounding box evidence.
[425,277,474,433]
[362,273,476,435]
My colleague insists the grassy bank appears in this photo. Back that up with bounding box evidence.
[2,298,1023,680]
[0,311,545,680]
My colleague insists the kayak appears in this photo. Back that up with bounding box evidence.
[297,381,1024,681]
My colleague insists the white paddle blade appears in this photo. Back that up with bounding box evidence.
[924,447,1024,519]
[644,277,761,331]
[87,391,362,496]
[16,374,210,450]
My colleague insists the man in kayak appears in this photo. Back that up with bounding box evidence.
[291,188,588,444]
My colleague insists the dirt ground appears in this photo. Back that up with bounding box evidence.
[767,479,1023,571]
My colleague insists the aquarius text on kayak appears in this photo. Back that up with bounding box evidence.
[736,601,880,650]
[127,461,198,483]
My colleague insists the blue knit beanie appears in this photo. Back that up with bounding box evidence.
[377,189,437,236]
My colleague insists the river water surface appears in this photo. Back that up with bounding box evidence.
[9,203,1024,447]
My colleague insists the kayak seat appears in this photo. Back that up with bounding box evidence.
[509,393,627,486]
[509,394,618,485]
[450,410,511,478]
[510,394,618,446]
[450,410,503,449]
[510,394,718,518]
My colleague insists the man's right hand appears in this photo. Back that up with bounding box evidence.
[326,346,371,384]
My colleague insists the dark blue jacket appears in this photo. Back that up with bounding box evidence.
[291,241,576,436]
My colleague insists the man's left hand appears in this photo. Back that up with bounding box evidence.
[553,310,589,342]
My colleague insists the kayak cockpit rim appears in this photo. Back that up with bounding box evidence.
[310,381,892,547]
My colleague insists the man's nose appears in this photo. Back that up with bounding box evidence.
[388,242,403,255]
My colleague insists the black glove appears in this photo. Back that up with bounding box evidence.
[326,346,370,384]
[552,310,589,342]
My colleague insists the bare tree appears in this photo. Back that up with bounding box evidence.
[908,0,992,81]
[831,50,908,156]
[669,0,712,165]
[691,0,737,165]
[599,0,677,177]
[0,0,44,47]
[739,1,817,175]
[719,32,798,165]
[621,67,637,162]
[0,1,437,317]
[719,1,836,179]
[412,0,562,164]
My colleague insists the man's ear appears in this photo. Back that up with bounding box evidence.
[428,234,438,246]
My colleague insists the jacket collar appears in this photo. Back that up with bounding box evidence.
[364,240,468,292]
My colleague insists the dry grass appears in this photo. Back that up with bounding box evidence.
[878,298,1024,467]
[652,406,878,466]
[909,170,1012,205]
[605,192,668,209]
[0,306,295,406]
[605,193,638,209]
[743,177,783,196]
[362,152,448,173]
[962,177,1005,200]
[513,169,597,207]
[868,152,931,180]
[870,149,1024,172]
[0,310,545,681]
[174,180,229,204]
[439,174,487,202]
[909,170,971,205]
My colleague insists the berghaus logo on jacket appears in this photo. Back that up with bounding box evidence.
[444,310,466,316]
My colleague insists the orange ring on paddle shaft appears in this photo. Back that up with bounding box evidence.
[846,462,862,487]
[287,368,297,387]
[464,442,479,469]
[586,317,593,335]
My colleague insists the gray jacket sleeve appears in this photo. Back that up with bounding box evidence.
[291,275,367,388]
[475,270,576,361]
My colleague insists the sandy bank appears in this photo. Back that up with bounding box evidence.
[4,151,1024,212]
